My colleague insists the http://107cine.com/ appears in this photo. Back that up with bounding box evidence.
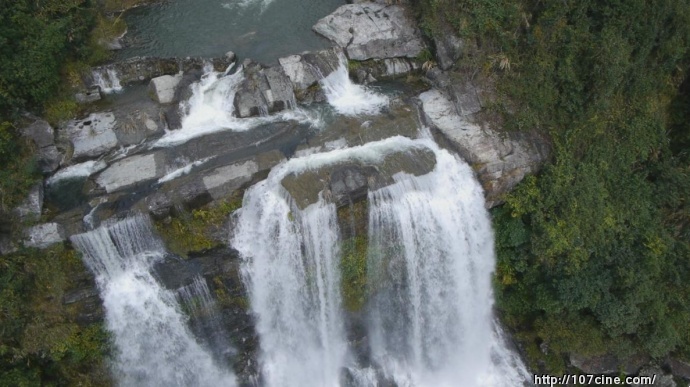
[533,373,664,386]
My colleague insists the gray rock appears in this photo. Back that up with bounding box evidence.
[96,153,163,193]
[313,3,425,61]
[225,51,236,62]
[75,87,102,104]
[282,147,436,210]
[351,57,421,84]
[148,73,183,104]
[279,47,342,92]
[233,63,296,118]
[13,183,44,221]
[668,358,690,381]
[0,233,17,255]
[22,119,54,148]
[87,56,234,87]
[419,89,549,207]
[21,120,62,173]
[66,112,119,160]
[24,222,66,249]
[569,353,649,376]
[434,31,464,70]
[202,160,259,199]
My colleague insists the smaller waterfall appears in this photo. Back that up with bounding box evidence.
[92,68,123,94]
[177,275,234,361]
[320,55,389,116]
[154,64,322,147]
[71,215,237,387]
[233,185,346,387]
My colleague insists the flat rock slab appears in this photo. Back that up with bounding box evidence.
[313,3,425,61]
[233,63,296,118]
[419,89,549,206]
[96,153,163,193]
[203,160,260,199]
[66,112,119,160]
[24,223,66,249]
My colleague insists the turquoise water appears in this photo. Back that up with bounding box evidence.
[118,0,343,65]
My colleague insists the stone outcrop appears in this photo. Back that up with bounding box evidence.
[233,62,296,118]
[64,113,119,160]
[148,73,183,104]
[433,27,464,70]
[279,47,342,101]
[21,119,61,173]
[313,3,425,61]
[350,57,422,84]
[87,55,234,88]
[24,222,66,249]
[419,88,549,207]
[569,353,649,376]
[281,146,436,210]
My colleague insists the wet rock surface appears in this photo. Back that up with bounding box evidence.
[64,113,119,160]
[313,3,425,61]
[281,146,436,209]
[279,47,342,95]
[233,62,296,118]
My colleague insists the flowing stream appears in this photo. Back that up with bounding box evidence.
[70,216,237,387]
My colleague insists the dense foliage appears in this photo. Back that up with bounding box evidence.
[415,0,690,367]
[0,245,111,386]
[0,1,122,385]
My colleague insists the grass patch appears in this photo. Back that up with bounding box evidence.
[156,194,243,257]
[340,235,368,312]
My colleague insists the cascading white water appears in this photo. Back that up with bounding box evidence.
[320,56,389,116]
[154,64,322,147]
[232,136,529,387]
[232,179,346,387]
[70,215,237,387]
[92,68,123,93]
[366,140,530,387]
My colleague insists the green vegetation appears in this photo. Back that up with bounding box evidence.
[413,0,690,369]
[155,195,244,257]
[340,235,368,311]
[0,244,112,386]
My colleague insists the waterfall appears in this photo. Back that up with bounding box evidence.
[177,275,234,361]
[70,215,237,387]
[231,136,529,386]
[319,55,389,116]
[92,68,123,94]
[154,64,322,147]
[366,142,530,386]
[232,181,346,387]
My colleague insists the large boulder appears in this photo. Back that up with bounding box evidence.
[313,3,425,61]
[350,57,422,84]
[279,47,342,97]
[65,112,119,160]
[21,119,61,173]
[148,73,183,104]
[419,89,549,207]
[233,62,296,118]
[24,222,66,249]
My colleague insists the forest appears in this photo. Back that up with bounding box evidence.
[1,0,689,384]
[412,0,690,371]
